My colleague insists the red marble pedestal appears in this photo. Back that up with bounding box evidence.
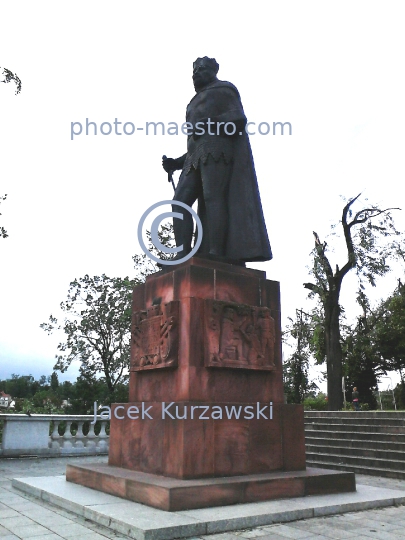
[67,257,355,509]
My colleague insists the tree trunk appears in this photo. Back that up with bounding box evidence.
[324,293,343,410]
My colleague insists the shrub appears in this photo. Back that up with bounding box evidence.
[303,393,329,411]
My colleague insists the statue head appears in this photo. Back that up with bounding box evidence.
[192,57,219,91]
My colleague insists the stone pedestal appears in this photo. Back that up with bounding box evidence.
[107,401,305,479]
[67,257,355,509]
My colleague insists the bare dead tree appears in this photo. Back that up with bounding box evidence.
[304,194,401,410]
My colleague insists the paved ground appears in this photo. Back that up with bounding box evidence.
[1,456,405,540]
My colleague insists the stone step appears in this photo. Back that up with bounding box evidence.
[305,458,405,480]
[305,436,405,452]
[305,442,405,462]
[305,422,405,434]
[304,411,405,480]
[304,411,405,420]
[305,451,405,473]
[305,417,405,426]
[304,429,405,443]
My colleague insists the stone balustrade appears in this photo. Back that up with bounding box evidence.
[0,414,109,457]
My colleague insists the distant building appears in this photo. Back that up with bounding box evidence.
[0,390,12,408]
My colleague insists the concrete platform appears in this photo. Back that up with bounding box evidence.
[12,474,405,540]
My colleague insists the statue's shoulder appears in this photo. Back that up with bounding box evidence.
[214,79,239,90]
[207,79,240,97]
[188,80,241,107]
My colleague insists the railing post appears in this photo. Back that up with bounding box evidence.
[63,420,74,449]
[97,420,109,452]
[75,420,85,448]
[86,421,97,450]
[50,420,62,450]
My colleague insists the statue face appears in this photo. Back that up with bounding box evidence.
[193,63,216,91]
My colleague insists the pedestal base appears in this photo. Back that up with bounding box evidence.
[66,463,355,511]
[108,402,306,479]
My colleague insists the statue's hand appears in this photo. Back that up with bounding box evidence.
[162,157,177,172]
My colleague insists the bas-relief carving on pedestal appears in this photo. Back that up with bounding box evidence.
[130,301,179,371]
[204,299,277,370]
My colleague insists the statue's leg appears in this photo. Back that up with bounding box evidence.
[201,156,232,256]
[172,167,201,256]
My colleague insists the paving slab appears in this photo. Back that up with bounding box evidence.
[11,475,405,540]
[4,522,53,537]
[0,509,19,520]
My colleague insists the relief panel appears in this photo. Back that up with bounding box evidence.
[130,301,179,371]
[204,299,277,370]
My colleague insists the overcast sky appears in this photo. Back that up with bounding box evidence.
[1,1,404,391]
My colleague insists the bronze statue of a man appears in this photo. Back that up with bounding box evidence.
[163,57,272,262]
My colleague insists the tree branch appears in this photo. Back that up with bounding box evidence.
[313,231,334,279]
[349,207,401,228]
[303,282,324,297]
[339,195,362,280]
[339,197,401,280]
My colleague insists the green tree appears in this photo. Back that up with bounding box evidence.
[340,281,405,409]
[58,380,73,400]
[64,373,106,414]
[31,389,63,410]
[50,371,59,391]
[41,275,138,396]
[304,194,401,410]
[5,374,34,398]
[38,375,48,388]
[59,370,129,414]
[132,222,176,280]
[394,382,405,410]
[283,309,318,403]
[342,315,379,409]
[373,281,405,375]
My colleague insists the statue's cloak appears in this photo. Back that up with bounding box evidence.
[184,79,272,262]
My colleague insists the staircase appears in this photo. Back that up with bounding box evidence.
[305,411,405,479]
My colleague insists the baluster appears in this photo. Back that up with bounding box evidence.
[97,421,109,452]
[63,420,73,449]
[75,420,85,448]
[50,420,62,450]
[86,421,96,450]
